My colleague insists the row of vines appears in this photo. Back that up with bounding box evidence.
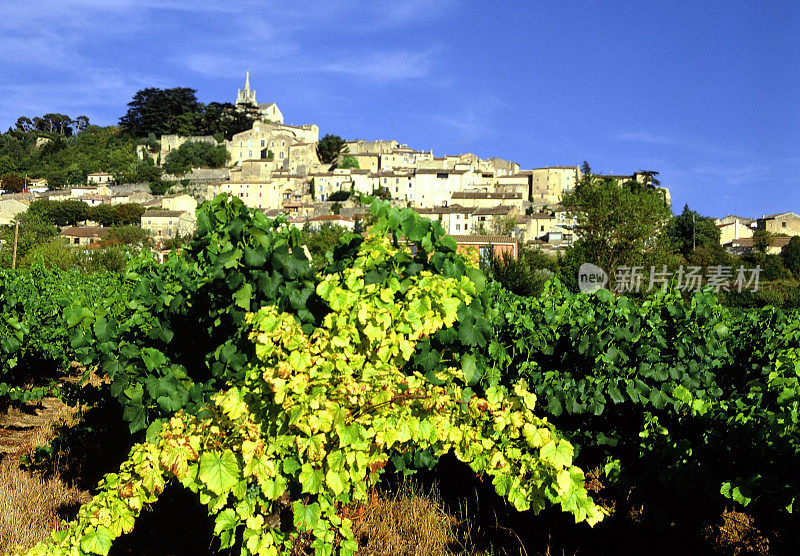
[0,194,798,554]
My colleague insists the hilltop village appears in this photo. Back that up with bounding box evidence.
[1,75,797,258]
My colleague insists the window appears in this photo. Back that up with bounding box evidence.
[783,222,787,228]
[261,140,265,147]
[540,225,545,232]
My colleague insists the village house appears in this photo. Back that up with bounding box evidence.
[529,166,581,206]
[161,193,198,215]
[71,185,112,198]
[87,173,114,186]
[755,212,800,236]
[450,191,524,211]
[61,226,109,246]
[517,212,558,243]
[141,210,196,240]
[716,216,754,245]
[726,236,792,256]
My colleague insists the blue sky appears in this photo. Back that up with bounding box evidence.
[1,0,798,217]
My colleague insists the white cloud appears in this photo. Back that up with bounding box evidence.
[320,50,436,81]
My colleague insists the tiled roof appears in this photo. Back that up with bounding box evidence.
[452,192,522,200]
[759,212,800,220]
[474,206,515,215]
[61,226,110,238]
[143,210,184,217]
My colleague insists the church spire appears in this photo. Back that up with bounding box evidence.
[244,71,250,91]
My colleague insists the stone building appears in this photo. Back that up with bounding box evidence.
[716,216,754,245]
[451,191,524,210]
[141,210,196,240]
[87,172,114,186]
[61,226,109,246]
[226,121,319,167]
[529,166,581,206]
[755,212,800,236]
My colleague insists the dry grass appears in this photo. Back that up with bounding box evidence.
[348,481,461,556]
[0,398,90,555]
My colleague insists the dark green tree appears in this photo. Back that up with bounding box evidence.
[114,203,146,226]
[316,134,348,165]
[667,204,722,257]
[562,175,673,278]
[89,204,116,227]
[781,236,800,277]
[119,88,203,138]
[1,173,25,192]
[163,141,229,175]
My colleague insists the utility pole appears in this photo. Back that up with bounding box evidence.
[11,219,19,269]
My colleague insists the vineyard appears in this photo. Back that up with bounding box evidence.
[1,195,799,555]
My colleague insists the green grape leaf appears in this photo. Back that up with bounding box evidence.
[199,450,240,495]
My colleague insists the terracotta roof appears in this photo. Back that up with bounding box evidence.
[61,226,110,238]
[452,192,522,200]
[727,236,792,248]
[450,235,518,244]
[758,212,800,221]
[474,206,515,215]
[143,210,184,217]
[417,205,474,215]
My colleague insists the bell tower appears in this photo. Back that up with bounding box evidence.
[236,71,257,107]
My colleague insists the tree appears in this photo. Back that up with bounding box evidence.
[316,134,348,165]
[20,237,76,270]
[28,199,90,226]
[72,115,90,133]
[114,203,146,226]
[339,155,359,169]
[752,229,772,253]
[1,173,25,192]
[102,225,151,249]
[201,102,257,140]
[561,175,673,280]
[163,141,229,175]
[0,212,58,268]
[134,159,163,183]
[781,236,800,277]
[89,204,117,227]
[119,88,203,138]
[667,204,721,257]
[328,190,350,202]
[580,160,591,177]
[149,178,171,196]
